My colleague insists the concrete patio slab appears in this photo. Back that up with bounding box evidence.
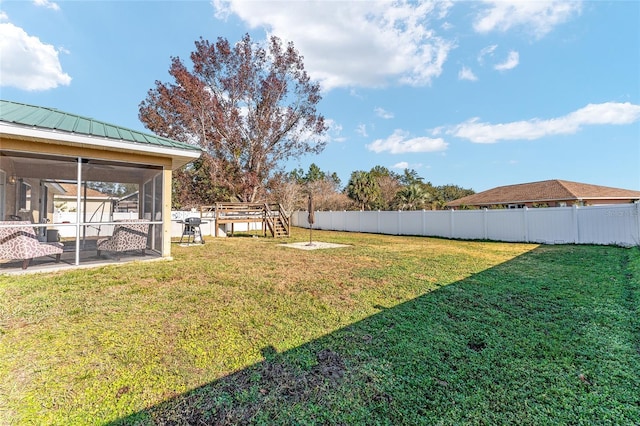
[279,241,350,250]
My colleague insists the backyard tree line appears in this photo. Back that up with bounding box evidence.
[138,33,473,212]
[279,163,474,213]
[169,161,474,213]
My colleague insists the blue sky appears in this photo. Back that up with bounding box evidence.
[1,0,639,192]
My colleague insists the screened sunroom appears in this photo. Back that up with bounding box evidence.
[0,100,201,273]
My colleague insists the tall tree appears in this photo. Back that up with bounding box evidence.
[369,165,395,179]
[394,183,433,210]
[139,33,327,203]
[346,170,380,211]
[268,173,304,217]
[302,163,326,183]
[399,168,424,186]
[172,156,230,209]
[377,175,402,210]
[368,166,401,210]
[436,184,475,203]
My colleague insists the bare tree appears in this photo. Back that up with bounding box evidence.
[269,178,305,217]
[139,34,327,203]
[377,175,402,210]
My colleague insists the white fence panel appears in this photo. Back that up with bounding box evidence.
[484,209,525,242]
[334,211,349,231]
[577,204,639,246]
[360,211,380,233]
[344,211,361,232]
[526,207,575,244]
[313,210,331,230]
[453,210,485,240]
[52,211,141,238]
[424,211,451,238]
[378,211,398,235]
[398,211,424,236]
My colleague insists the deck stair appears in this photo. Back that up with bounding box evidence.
[200,202,290,238]
[265,203,290,238]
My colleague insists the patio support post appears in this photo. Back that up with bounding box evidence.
[162,167,172,257]
[75,157,82,265]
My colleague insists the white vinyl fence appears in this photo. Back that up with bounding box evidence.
[52,211,142,239]
[291,204,640,247]
[52,211,260,239]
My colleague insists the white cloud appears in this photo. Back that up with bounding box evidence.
[324,119,345,143]
[474,0,582,39]
[367,129,448,154]
[0,22,71,91]
[374,107,394,119]
[477,44,497,64]
[494,50,519,71]
[392,161,424,170]
[295,117,344,145]
[0,12,8,21]
[213,0,455,90]
[392,161,410,169]
[356,124,368,137]
[458,66,478,81]
[451,102,640,143]
[33,0,60,11]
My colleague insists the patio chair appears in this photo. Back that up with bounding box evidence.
[0,221,64,269]
[97,220,149,259]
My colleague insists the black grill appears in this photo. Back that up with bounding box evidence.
[184,217,201,226]
[180,216,205,244]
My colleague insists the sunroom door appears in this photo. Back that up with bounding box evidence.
[142,173,163,252]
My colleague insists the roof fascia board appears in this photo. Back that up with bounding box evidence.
[482,196,637,204]
[450,196,639,206]
[1,122,201,162]
[452,197,577,206]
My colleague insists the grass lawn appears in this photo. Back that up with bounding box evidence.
[1,228,638,425]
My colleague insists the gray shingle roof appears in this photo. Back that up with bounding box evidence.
[0,99,201,153]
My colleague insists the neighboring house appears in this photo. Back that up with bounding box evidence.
[1,99,201,265]
[446,179,640,209]
[54,183,114,219]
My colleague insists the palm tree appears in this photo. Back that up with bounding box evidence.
[346,171,380,211]
[394,183,433,210]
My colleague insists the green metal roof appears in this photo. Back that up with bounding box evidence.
[0,99,201,153]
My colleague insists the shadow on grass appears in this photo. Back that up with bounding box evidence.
[109,246,640,425]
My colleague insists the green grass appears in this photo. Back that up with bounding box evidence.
[1,228,638,425]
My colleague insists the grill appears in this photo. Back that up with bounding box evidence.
[184,217,201,226]
[180,217,205,244]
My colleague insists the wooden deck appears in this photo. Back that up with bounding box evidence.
[200,203,290,238]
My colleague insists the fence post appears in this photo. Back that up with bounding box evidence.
[572,205,580,244]
[450,209,455,239]
[422,209,427,236]
[483,208,488,240]
[636,203,640,246]
[523,207,529,242]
